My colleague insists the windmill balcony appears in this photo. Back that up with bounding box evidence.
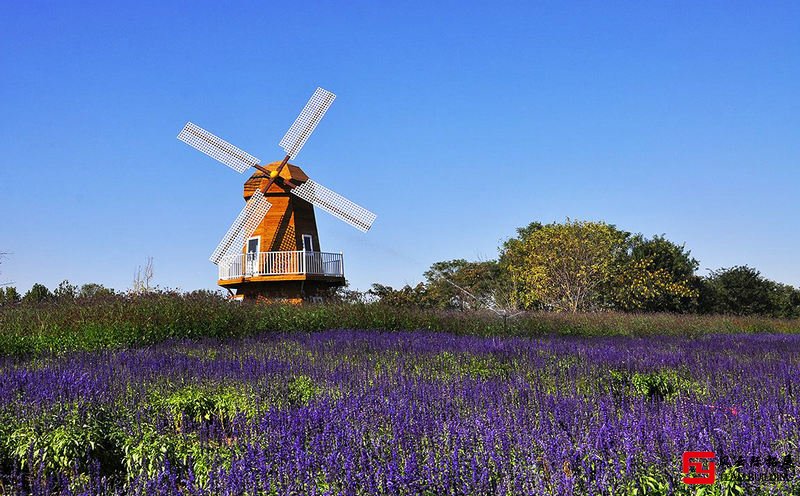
[218,250,345,281]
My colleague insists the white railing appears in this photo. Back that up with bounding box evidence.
[218,251,345,280]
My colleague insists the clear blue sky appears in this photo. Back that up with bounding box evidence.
[1,1,798,294]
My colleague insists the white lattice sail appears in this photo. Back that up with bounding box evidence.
[291,179,376,232]
[279,88,336,159]
[209,190,272,264]
[178,122,260,174]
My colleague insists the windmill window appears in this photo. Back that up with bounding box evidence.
[247,237,260,254]
[302,234,314,252]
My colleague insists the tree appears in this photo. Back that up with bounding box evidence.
[54,280,78,301]
[22,283,53,304]
[625,235,701,312]
[368,283,431,308]
[331,284,369,305]
[423,259,516,311]
[79,283,116,300]
[770,283,800,319]
[699,266,775,316]
[500,220,632,312]
[0,286,20,306]
[500,220,698,312]
[604,257,698,312]
[606,234,700,312]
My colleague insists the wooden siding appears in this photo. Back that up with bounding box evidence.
[224,162,342,302]
[242,163,321,254]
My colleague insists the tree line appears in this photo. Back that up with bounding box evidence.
[2,221,798,317]
[365,219,800,317]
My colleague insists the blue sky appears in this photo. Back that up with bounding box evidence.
[1,1,798,293]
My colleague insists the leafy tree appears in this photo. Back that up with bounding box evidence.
[500,220,697,312]
[699,266,775,316]
[368,283,431,308]
[627,235,701,311]
[331,284,368,305]
[499,220,632,311]
[22,283,53,304]
[423,259,513,311]
[0,286,21,306]
[54,280,78,301]
[607,235,700,312]
[770,283,800,318]
[79,283,116,300]
[630,235,698,279]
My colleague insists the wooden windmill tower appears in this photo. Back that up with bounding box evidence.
[177,88,376,303]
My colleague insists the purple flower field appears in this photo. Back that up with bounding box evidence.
[1,330,799,495]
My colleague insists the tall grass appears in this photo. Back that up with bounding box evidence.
[1,291,799,356]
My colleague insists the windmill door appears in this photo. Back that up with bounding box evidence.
[246,237,259,276]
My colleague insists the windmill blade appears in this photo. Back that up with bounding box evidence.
[291,179,376,232]
[178,122,260,174]
[209,189,272,264]
[279,87,336,159]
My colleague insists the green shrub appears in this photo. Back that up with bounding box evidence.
[152,384,255,432]
[2,404,123,478]
[121,427,231,486]
[609,369,699,401]
[287,374,321,406]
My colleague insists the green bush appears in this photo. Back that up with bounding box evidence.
[609,369,699,401]
[286,374,321,406]
[121,427,230,486]
[152,384,255,432]
[2,404,124,478]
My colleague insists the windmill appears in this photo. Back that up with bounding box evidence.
[177,87,376,302]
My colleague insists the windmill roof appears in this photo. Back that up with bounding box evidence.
[243,161,309,198]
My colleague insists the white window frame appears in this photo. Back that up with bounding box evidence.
[245,236,261,276]
[301,234,314,252]
[246,236,261,254]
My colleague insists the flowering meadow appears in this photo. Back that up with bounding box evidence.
[1,329,799,495]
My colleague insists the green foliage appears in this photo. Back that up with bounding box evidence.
[0,286,20,306]
[700,266,776,316]
[79,283,116,300]
[770,283,800,319]
[23,283,54,305]
[121,427,230,486]
[609,235,700,312]
[500,220,699,312]
[368,282,432,308]
[704,268,800,318]
[2,404,123,478]
[618,465,748,496]
[153,384,255,431]
[1,291,800,357]
[624,466,672,495]
[715,466,747,496]
[53,280,78,301]
[286,374,321,406]
[432,352,515,380]
[423,259,512,311]
[610,369,699,401]
[631,235,699,281]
